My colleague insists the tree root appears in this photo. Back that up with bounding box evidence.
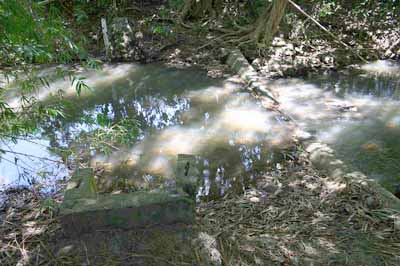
[195,0,288,48]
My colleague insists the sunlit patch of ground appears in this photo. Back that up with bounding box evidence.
[197,151,400,266]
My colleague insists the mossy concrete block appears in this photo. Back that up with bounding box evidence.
[60,168,195,235]
[226,49,255,78]
[226,49,279,104]
[60,190,194,235]
[63,168,97,201]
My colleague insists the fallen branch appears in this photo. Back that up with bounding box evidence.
[288,0,368,63]
[37,0,57,6]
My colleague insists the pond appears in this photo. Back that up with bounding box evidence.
[0,63,292,199]
[1,60,399,197]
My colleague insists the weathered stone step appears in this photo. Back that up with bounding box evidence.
[59,168,194,235]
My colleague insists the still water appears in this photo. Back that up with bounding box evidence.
[0,64,292,198]
[1,60,399,196]
[272,60,400,193]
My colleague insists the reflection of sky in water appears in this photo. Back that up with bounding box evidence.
[0,139,68,190]
[92,87,292,198]
[131,95,190,129]
[3,63,285,197]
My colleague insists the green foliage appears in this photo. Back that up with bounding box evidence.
[0,0,103,172]
[75,117,140,155]
[83,58,103,70]
[74,6,90,25]
[168,0,185,10]
[71,76,92,96]
[152,24,173,37]
[351,0,400,19]
[75,0,114,13]
[0,0,85,65]
[252,0,271,16]
[318,1,337,17]
[96,112,112,127]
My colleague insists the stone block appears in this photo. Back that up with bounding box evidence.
[63,168,96,202]
[59,168,195,235]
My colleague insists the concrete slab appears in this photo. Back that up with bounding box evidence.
[59,168,194,235]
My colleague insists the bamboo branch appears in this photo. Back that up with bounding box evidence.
[0,149,63,163]
[1,156,36,173]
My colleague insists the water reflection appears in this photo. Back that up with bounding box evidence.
[89,86,292,199]
[272,60,400,193]
[360,60,400,76]
[1,64,292,199]
[5,60,398,197]
[0,138,67,191]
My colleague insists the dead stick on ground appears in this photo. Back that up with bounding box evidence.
[288,0,368,63]
[37,0,57,5]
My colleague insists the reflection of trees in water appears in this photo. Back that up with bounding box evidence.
[31,65,292,198]
[40,66,216,136]
[36,65,221,174]
[40,91,193,162]
[196,144,285,200]
[1,65,229,188]
[310,71,400,98]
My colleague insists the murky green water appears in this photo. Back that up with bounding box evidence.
[1,60,400,197]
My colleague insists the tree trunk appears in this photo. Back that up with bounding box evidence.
[180,0,223,20]
[252,0,288,45]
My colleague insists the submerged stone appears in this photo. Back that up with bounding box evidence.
[361,141,381,153]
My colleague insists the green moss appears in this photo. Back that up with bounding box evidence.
[63,168,97,202]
